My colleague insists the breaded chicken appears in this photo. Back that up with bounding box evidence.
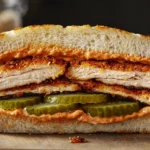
[77,80,150,105]
[66,60,150,89]
[0,79,81,96]
[0,57,67,91]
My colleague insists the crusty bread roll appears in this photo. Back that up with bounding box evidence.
[0,25,150,133]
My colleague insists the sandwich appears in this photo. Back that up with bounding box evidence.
[0,25,150,133]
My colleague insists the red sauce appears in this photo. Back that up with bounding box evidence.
[1,106,150,124]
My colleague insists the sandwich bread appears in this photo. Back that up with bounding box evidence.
[0,25,150,133]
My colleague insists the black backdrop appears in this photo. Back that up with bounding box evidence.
[23,0,150,34]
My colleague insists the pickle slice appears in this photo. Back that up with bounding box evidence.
[44,93,109,104]
[81,102,141,117]
[26,103,79,116]
[0,96,41,110]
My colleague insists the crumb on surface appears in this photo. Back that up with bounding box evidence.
[69,136,87,143]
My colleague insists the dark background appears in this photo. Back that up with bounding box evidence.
[23,0,150,34]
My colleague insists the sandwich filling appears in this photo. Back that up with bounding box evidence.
[66,60,150,89]
[0,56,150,125]
[0,57,66,90]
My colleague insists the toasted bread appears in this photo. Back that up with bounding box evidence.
[0,25,150,64]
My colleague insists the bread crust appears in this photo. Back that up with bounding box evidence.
[0,25,150,64]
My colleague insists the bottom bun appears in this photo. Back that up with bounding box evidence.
[0,109,150,133]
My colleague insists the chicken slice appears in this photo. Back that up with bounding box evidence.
[0,79,81,96]
[66,60,150,89]
[0,57,67,91]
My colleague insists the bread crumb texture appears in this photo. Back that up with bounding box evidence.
[0,25,150,64]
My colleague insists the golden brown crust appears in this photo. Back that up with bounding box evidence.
[0,24,148,38]
[67,60,150,76]
[0,56,66,71]
[95,25,150,39]
[1,45,150,64]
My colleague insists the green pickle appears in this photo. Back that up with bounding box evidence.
[44,93,109,104]
[0,93,142,118]
[81,102,141,117]
[0,96,41,110]
[26,103,79,116]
